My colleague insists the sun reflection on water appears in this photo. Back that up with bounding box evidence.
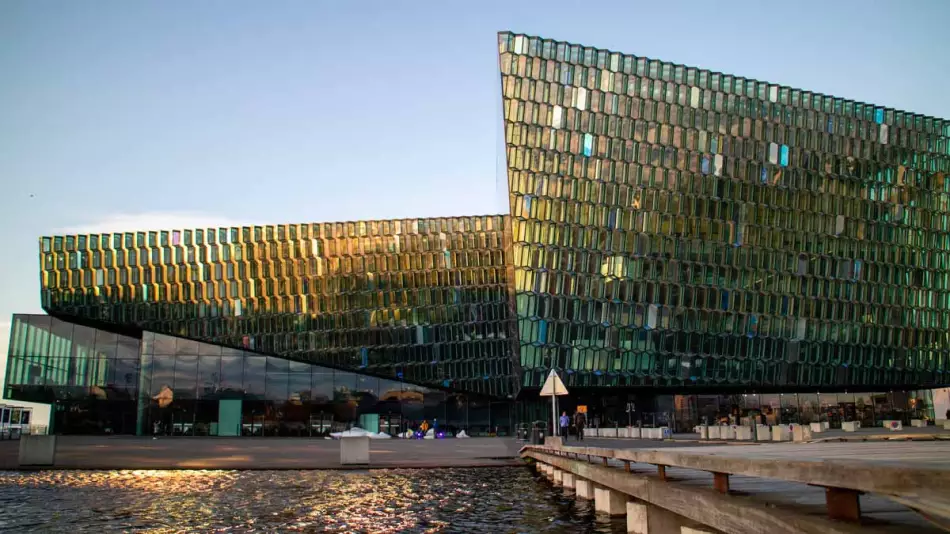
[0,468,624,533]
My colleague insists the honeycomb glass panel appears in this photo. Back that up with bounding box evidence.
[37,215,521,398]
[498,31,950,391]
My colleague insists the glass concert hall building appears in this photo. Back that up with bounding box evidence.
[5,32,950,435]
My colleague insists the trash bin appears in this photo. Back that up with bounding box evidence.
[530,421,546,445]
[516,423,530,441]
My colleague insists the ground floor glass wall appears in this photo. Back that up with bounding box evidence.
[4,316,514,437]
[516,390,938,434]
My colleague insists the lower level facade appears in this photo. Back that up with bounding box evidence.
[5,315,513,437]
[4,314,940,436]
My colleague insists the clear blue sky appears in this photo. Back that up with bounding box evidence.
[1,0,949,402]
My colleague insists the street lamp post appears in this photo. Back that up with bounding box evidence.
[548,348,557,436]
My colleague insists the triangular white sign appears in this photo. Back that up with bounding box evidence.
[539,369,568,396]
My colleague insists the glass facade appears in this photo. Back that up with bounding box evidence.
[499,31,950,391]
[37,215,519,398]
[575,391,936,432]
[5,315,513,436]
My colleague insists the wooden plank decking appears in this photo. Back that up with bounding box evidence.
[523,441,950,533]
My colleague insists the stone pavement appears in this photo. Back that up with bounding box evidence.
[5,426,942,470]
[0,434,726,470]
[0,436,522,470]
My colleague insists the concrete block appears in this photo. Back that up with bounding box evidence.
[562,472,575,489]
[544,436,563,448]
[18,435,56,466]
[552,468,563,486]
[340,436,370,465]
[793,425,813,442]
[576,478,594,500]
[627,501,648,534]
[883,420,903,431]
[756,424,771,440]
[708,426,721,439]
[594,485,626,516]
[809,422,824,433]
[842,421,860,432]
[943,420,950,430]
[698,425,709,440]
[911,419,926,428]
[600,428,618,437]
[660,427,672,439]
[719,425,736,440]
[628,427,641,439]
[821,422,830,431]
[734,426,752,440]
[584,428,598,437]
[771,425,791,441]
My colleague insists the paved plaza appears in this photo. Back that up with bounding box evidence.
[0,434,726,470]
[2,424,947,470]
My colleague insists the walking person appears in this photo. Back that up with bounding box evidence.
[574,410,586,441]
[559,411,570,438]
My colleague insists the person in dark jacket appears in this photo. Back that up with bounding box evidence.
[573,411,586,441]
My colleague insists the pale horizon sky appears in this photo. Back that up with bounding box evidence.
[2,0,949,414]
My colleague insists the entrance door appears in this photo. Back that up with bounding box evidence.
[379,413,402,436]
[218,399,242,437]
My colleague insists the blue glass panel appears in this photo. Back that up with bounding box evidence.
[875,109,884,124]
[583,134,593,157]
[747,315,758,337]
[539,319,547,343]
[780,145,789,166]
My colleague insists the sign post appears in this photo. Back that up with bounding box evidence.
[539,369,569,437]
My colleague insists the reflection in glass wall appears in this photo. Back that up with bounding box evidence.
[5,315,514,437]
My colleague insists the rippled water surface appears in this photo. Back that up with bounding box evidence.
[0,468,624,533]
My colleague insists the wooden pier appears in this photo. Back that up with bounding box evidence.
[522,439,950,533]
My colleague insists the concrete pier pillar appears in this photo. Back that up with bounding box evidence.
[632,500,712,534]
[626,501,648,533]
[562,472,575,490]
[681,527,716,534]
[575,478,594,500]
[541,463,553,478]
[594,485,626,516]
[552,468,563,486]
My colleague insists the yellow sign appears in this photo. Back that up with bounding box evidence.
[577,405,588,414]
